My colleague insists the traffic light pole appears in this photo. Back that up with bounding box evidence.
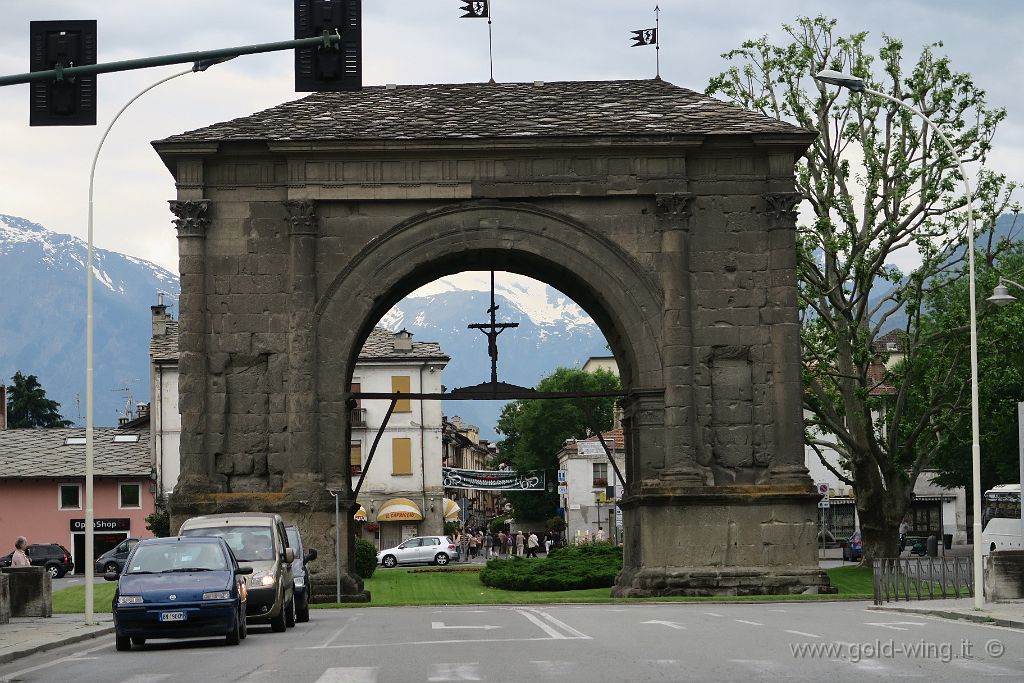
[0,32,339,86]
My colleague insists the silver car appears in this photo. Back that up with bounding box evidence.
[377,535,456,568]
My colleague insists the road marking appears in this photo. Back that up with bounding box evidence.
[864,621,927,631]
[431,622,501,630]
[314,668,379,683]
[0,640,110,682]
[529,661,576,676]
[768,609,787,612]
[428,662,482,681]
[533,608,591,639]
[319,615,359,648]
[641,620,686,630]
[703,612,724,617]
[518,609,570,639]
[784,630,821,639]
[735,619,764,626]
[121,676,173,683]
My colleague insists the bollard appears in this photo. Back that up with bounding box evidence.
[927,535,938,558]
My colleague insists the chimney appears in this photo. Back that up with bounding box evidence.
[0,385,6,430]
[151,292,169,337]
[393,328,413,352]
[136,403,150,420]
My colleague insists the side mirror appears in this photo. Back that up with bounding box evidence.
[103,571,119,581]
[304,548,317,563]
[235,566,254,575]
[284,547,295,564]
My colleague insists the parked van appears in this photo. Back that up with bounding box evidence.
[982,484,1023,556]
[179,513,295,632]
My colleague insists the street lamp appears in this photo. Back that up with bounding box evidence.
[986,277,1024,549]
[84,60,228,624]
[814,69,984,608]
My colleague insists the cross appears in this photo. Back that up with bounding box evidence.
[468,271,518,384]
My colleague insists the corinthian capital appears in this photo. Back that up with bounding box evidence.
[763,192,802,223]
[169,200,211,238]
[284,199,320,237]
[655,193,696,221]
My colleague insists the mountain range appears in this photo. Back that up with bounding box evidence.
[0,214,609,437]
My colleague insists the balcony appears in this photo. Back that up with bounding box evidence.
[350,408,366,427]
[592,477,608,488]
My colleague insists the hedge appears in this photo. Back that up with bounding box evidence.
[353,538,378,579]
[479,543,622,591]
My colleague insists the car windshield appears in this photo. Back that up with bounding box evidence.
[125,543,228,574]
[181,526,274,562]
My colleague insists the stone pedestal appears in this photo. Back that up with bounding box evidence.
[169,491,370,603]
[0,566,52,617]
[613,484,834,597]
[984,550,1024,601]
[0,573,9,624]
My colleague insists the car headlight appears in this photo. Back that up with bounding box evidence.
[202,591,232,600]
[293,576,305,588]
[249,570,276,587]
[117,595,143,605]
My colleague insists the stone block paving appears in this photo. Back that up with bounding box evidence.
[0,614,113,664]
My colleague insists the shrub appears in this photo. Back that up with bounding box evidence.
[545,516,567,533]
[145,508,171,537]
[479,543,622,591]
[353,538,378,579]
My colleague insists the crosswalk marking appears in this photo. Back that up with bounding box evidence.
[314,667,379,683]
[703,612,724,617]
[428,662,482,681]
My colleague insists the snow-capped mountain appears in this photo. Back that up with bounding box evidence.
[0,214,179,426]
[0,214,608,437]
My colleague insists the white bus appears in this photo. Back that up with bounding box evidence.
[982,484,1023,555]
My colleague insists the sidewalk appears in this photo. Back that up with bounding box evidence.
[869,597,1024,629]
[0,614,113,664]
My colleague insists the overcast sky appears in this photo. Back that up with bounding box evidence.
[0,0,1020,276]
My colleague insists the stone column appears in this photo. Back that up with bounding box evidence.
[283,200,323,498]
[762,191,812,486]
[654,193,704,485]
[169,199,219,494]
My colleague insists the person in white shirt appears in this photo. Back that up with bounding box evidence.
[11,536,31,567]
[595,526,606,542]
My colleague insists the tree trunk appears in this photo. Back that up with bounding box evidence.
[854,463,911,564]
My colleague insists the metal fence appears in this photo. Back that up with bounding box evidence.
[872,556,974,605]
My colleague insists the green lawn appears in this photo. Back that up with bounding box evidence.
[52,566,873,613]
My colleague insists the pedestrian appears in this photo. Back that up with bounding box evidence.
[452,528,462,562]
[484,531,493,559]
[527,531,539,558]
[596,526,606,542]
[11,536,30,567]
[461,529,471,562]
[898,517,910,553]
[544,529,553,554]
[497,530,507,557]
[504,530,513,556]
[515,530,525,557]
[469,532,478,559]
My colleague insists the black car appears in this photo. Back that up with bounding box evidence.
[285,526,317,623]
[0,543,75,578]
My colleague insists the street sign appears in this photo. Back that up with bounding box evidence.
[557,484,567,495]
[816,482,830,496]
[557,469,566,483]
[818,500,830,509]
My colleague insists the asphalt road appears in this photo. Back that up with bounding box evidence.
[2,601,1022,682]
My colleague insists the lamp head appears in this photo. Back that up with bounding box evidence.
[987,282,1017,307]
[814,69,866,92]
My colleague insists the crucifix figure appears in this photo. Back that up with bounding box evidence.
[468,270,519,384]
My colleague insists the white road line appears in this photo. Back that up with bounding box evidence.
[0,640,111,683]
[784,630,821,638]
[703,612,724,617]
[518,609,570,639]
[768,609,787,612]
[530,661,577,676]
[314,667,379,683]
[641,620,686,630]
[298,636,560,650]
[864,621,928,631]
[428,662,482,681]
[319,615,359,648]
[120,676,173,683]
[534,609,591,639]
[431,622,500,630]
[735,619,764,626]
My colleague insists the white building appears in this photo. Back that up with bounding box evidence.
[150,299,180,498]
[556,430,624,543]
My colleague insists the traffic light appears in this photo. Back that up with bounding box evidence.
[29,20,97,126]
[294,0,361,92]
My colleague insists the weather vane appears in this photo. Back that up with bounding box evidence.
[630,5,661,79]
[468,270,518,384]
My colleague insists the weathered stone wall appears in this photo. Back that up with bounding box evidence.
[158,134,829,597]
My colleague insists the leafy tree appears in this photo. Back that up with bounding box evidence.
[900,243,1024,491]
[145,508,171,538]
[494,368,621,522]
[5,371,72,428]
[707,16,1019,561]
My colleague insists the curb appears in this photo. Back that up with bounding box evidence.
[867,605,1024,630]
[0,625,114,665]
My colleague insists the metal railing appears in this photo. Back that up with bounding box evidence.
[873,556,974,605]
[350,408,366,427]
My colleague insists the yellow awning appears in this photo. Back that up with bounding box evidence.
[377,497,423,522]
[443,498,461,522]
[353,505,368,521]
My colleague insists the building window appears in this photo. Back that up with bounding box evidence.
[351,442,363,477]
[392,438,412,475]
[592,463,608,488]
[391,376,412,413]
[59,483,81,510]
[119,482,141,509]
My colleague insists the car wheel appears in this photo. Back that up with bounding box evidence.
[434,553,449,566]
[270,604,287,633]
[382,555,397,568]
[45,564,61,579]
[285,598,296,628]
[296,592,310,623]
[226,613,241,646]
[130,637,146,646]
[104,561,119,574]
[115,634,131,651]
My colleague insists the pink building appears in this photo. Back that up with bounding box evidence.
[0,426,155,573]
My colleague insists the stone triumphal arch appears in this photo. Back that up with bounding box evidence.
[154,79,832,598]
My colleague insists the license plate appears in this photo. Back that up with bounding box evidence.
[159,611,186,622]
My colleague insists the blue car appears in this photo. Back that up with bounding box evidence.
[109,536,253,650]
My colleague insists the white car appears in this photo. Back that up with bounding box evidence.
[377,536,457,568]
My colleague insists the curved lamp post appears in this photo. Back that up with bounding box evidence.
[814,69,983,608]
